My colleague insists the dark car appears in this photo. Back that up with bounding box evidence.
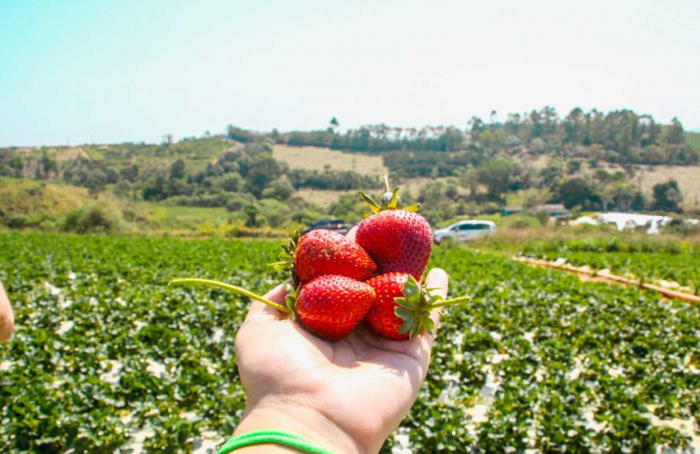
[302,219,353,235]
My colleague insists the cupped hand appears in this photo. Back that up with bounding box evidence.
[0,280,13,342]
[232,231,448,454]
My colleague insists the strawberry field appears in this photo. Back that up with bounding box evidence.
[2,233,700,453]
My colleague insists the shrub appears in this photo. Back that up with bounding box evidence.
[534,211,550,227]
[261,178,294,201]
[258,199,292,228]
[502,215,540,229]
[3,214,32,229]
[225,193,256,212]
[62,207,115,234]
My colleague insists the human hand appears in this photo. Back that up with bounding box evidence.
[232,230,448,454]
[0,280,14,342]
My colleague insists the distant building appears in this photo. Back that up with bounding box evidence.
[529,204,569,218]
[598,212,670,234]
[571,212,694,234]
[503,206,523,216]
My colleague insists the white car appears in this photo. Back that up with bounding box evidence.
[433,220,496,244]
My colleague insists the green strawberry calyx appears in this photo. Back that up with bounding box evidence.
[284,283,299,314]
[268,230,301,287]
[394,275,471,340]
[169,278,294,316]
[359,175,420,217]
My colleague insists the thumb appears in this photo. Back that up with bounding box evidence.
[424,268,448,340]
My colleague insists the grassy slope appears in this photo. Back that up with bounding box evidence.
[135,202,230,229]
[5,137,240,176]
[0,178,124,217]
[92,137,240,174]
[272,144,388,175]
[635,165,700,211]
[0,178,239,233]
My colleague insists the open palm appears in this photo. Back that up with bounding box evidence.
[233,268,448,454]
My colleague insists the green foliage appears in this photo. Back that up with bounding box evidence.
[534,210,550,227]
[506,188,553,209]
[0,233,282,452]
[416,179,470,225]
[502,214,541,229]
[328,194,366,223]
[169,159,186,180]
[290,206,325,226]
[224,193,255,213]
[260,108,700,170]
[477,157,517,198]
[62,207,116,234]
[522,238,699,292]
[652,180,683,213]
[215,173,245,193]
[243,204,261,227]
[3,110,698,225]
[2,214,34,229]
[241,153,283,198]
[2,234,699,452]
[521,236,692,255]
[558,178,596,209]
[227,125,261,143]
[257,199,292,228]
[394,247,699,452]
[261,178,294,201]
[664,118,685,145]
[685,131,700,150]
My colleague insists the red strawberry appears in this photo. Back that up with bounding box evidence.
[366,272,471,341]
[356,185,432,280]
[365,272,411,340]
[295,230,377,284]
[169,274,376,341]
[272,230,377,285]
[294,275,376,340]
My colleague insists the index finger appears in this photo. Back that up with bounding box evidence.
[346,225,358,242]
[244,282,289,323]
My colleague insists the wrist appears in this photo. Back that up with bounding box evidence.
[233,398,367,454]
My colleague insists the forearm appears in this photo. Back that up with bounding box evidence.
[232,399,367,454]
[0,281,13,342]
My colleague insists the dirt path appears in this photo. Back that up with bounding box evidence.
[515,256,700,303]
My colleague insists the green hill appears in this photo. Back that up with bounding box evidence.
[2,111,700,237]
[0,178,124,217]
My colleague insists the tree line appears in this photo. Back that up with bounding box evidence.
[227,107,698,177]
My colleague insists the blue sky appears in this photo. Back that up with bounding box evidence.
[1,0,698,146]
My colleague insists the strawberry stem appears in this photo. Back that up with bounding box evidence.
[428,295,472,309]
[268,260,292,268]
[169,278,293,314]
[383,174,391,193]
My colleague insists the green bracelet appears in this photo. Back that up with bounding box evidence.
[216,429,336,454]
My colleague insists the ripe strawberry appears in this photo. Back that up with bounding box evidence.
[356,183,432,280]
[365,272,412,340]
[289,229,377,284]
[293,275,376,340]
[170,275,375,341]
[366,272,471,341]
